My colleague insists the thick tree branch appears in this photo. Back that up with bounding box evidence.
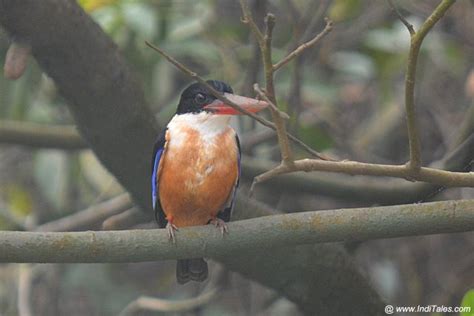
[0,121,87,149]
[0,0,160,212]
[1,199,473,263]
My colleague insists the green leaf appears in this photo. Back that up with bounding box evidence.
[461,289,474,316]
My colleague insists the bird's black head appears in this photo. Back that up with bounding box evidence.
[176,80,234,115]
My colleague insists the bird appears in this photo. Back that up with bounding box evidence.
[151,80,268,284]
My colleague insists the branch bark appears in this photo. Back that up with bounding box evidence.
[1,200,473,263]
[404,0,455,170]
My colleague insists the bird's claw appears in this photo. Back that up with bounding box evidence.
[166,222,178,244]
[210,218,228,236]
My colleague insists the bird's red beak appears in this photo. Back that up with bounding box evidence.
[203,93,268,115]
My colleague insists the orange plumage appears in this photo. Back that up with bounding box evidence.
[158,126,238,227]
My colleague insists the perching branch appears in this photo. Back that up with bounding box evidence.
[403,0,455,170]
[1,199,473,263]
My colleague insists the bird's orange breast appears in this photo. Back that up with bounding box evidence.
[158,126,238,227]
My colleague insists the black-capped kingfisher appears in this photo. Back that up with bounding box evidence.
[152,80,268,284]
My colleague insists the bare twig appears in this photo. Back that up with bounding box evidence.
[238,0,264,45]
[300,0,331,43]
[243,134,474,204]
[262,14,294,164]
[404,0,455,170]
[387,0,415,35]
[1,199,473,263]
[145,40,330,160]
[250,158,474,188]
[239,3,295,164]
[239,0,265,49]
[250,0,467,189]
[273,18,333,71]
[254,84,289,119]
[145,41,273,123]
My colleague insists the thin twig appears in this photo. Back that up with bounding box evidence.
[252,0,461,188]
[404,0,455,170]
[240,3,295,164]
[273,18,333,71]
[300,0,331,43]
[262,13,294,164]
[254,84,289,119]
[243,134,474,204]
[145,41,331,160]
[387,0,415,35]
[239,0,265,47]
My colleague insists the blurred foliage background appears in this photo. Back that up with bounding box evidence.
[0,0,473,315]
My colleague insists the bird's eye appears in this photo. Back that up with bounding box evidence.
[194,93,207,105]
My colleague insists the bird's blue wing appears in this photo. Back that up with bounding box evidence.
[152,128,168,228]
[217,134,241,222]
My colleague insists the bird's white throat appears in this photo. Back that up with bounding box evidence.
[167,112,233,146]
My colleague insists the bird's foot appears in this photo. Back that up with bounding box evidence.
[210,218,228,236]
[166,222,178,244]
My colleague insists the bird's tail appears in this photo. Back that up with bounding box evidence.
[176,258,208,284]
